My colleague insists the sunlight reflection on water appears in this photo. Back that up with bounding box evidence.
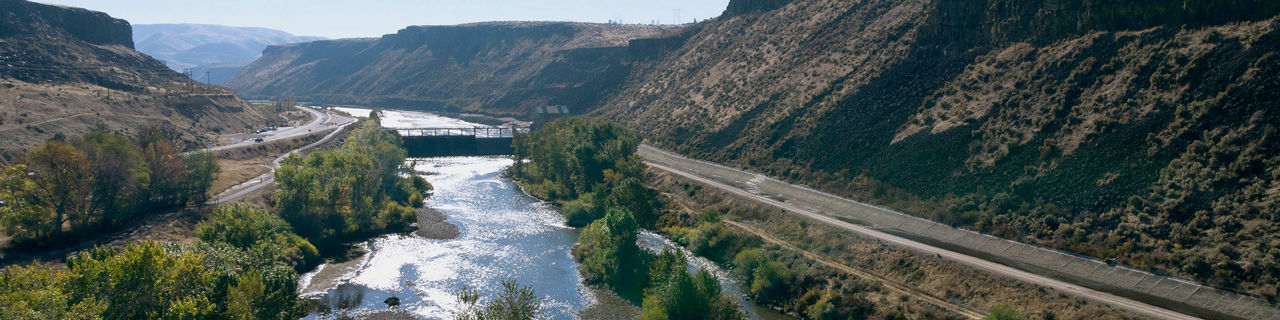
[331,107,485,129]
[300,157,592,319]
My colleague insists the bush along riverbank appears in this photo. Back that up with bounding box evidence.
[511,117,743,319]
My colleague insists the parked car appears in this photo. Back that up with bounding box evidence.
[254,137,264,143]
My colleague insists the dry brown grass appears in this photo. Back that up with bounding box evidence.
[648,170,1146,320]
[209,131,327,196]
[211,159,271,197]
[0,79,266,158]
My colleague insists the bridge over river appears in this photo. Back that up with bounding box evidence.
[395,127,530,157]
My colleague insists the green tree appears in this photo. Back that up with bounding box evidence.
[343,123,409,194]
[64,241,213,319]
[182,151,219,204]
[141,140,187,207]
[985,305,1024,320]
[674,217,761,265]
[573,208,648,300]
[76,132,150,229]
[454,279,544,320]
[749,261,789,302]
[732,248,790,302]
[274,122,429,252]
[640,250,743,320]
[52,240,305,320]
[25,141,93,238]
[0,164,58,243]
[196,204,319,268]
[2,132,228,244]
[221,268,301,320]
[512,117,643,205]
[274,150,377,249]
[225,270,265,320]
[606,177,657,228]
[0,263,106,319]
[376,201,417,231]
[804,290,872,320]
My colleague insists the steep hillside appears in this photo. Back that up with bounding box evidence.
[218,0,1280,303]
[133,24,325,84]
[0,0,265,159]
[225,22,670,115]
[597,0,1280,301]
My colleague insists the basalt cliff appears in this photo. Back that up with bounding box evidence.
[225,22,671,115]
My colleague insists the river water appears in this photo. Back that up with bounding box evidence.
[299,108,787,319]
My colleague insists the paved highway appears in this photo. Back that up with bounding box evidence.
[208,108,356,204]
[203,106,341,153]
[639,144,1202,320]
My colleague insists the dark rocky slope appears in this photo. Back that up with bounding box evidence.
[597,0,1280,302]
[0,0,265,158]
[225,22,670,115]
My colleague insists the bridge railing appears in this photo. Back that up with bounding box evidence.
[392,127,530,138]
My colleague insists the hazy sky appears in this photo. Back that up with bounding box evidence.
[37,0,731,39]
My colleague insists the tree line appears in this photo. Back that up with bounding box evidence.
[512,117,743,320]
[0,128,218,245]
[274,120,432,252]
[1,204,317,319]
[1,120,435,319]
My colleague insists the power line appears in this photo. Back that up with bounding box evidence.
[0,63,228,96]
[0,64,187,75]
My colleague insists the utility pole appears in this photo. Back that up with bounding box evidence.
[674,9,682,25]
[183,68,193,95]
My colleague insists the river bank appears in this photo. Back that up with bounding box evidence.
[299,108,783,319]
[297,156,594,319]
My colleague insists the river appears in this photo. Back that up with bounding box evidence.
[300,107,788,319]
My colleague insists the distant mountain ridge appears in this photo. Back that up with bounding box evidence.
[0,0,265,157]
[225,22,672,114]
[134,23,324,84]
